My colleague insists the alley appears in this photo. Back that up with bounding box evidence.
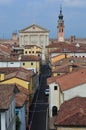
[29,64,49,130]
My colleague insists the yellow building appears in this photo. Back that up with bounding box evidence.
[24,45,42,57]
[21,55,41,74]
[51,54,70,64]
[0,68,36,103]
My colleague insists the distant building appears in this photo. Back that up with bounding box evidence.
[12,32,19,41]
[19,24,49,63]
[24,45,42,58]
[57,8,64,42]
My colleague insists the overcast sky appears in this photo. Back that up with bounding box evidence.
[0,0,86,39]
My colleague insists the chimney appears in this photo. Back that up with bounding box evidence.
[70,35,76,43]
[0,73,5,81]
[69,65,73,72]
[12,32,18,41]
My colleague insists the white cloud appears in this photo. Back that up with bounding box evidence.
[63,0,86,7]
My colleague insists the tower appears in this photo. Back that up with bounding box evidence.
[57,7,64,42]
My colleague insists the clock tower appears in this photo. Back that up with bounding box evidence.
[57,7,64,42]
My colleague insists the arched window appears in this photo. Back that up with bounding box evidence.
[52,106,57,116]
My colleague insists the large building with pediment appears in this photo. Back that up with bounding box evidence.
[19,24,49,63]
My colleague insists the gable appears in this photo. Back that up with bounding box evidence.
[19,24,49,33]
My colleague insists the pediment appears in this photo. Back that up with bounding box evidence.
[20,24,49,33]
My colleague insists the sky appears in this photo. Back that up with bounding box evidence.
[0,0,86,39]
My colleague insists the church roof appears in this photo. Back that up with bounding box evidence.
[19,24,49,33]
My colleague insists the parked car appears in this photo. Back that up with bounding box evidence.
[44,88,49,96]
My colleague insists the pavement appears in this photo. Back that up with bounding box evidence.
[49,116,56,130]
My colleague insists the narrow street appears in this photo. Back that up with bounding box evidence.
[29,64,49,130]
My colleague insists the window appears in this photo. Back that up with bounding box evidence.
[31,62,33,65]
[38,54,40,57]
[57,73,60,76]
[29,51,31,53]
[52,106,57,116]
[54,86,57,90]
[10,62,14,64]
[25,51,27,54]
[23,63,25,66]
[32,51,34,53]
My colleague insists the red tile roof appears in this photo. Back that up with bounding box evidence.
[52,63,80,73]
[0,44,11,55]
[47,76,56,85]
[24,45,42,49]
[0,67,34,75]
[51,57,86,67]
[16,84,29,95]
[54,97,86,126]
[21,55,41,61]
[15,92,28,108]
[4,70,34,82]
[46,41,86,53]
[0,67,35,82]
[56,68,86,91]
[0,84,18,110]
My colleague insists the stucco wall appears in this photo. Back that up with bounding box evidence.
[63,83,86,102]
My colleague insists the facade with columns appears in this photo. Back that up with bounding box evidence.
[19,24,49,63]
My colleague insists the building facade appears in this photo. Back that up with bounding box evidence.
[19,24,49,63]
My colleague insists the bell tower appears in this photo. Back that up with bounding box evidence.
[57,7,64,42]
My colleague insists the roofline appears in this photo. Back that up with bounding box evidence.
[19,24,50,32]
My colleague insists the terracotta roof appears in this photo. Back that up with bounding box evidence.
[56,68,86,91]
[16,84,29,95]
[24,45,42,49]
[52,63,80,73]
[21,55,41,61]
[46,41,86,53]
[54,97,86,126]
[4,70,34,82]
[47,76,56,85]
[51,57,86,67]
[0,44,11,55]
[0,56,18,62]
[0,84,18,111]
[0,39,19,46]
[15,92,28,108]
[0,67,34,75]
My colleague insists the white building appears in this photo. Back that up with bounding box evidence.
[47,68,86,118]
[19,24,49,63]
[48,82,59,117]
